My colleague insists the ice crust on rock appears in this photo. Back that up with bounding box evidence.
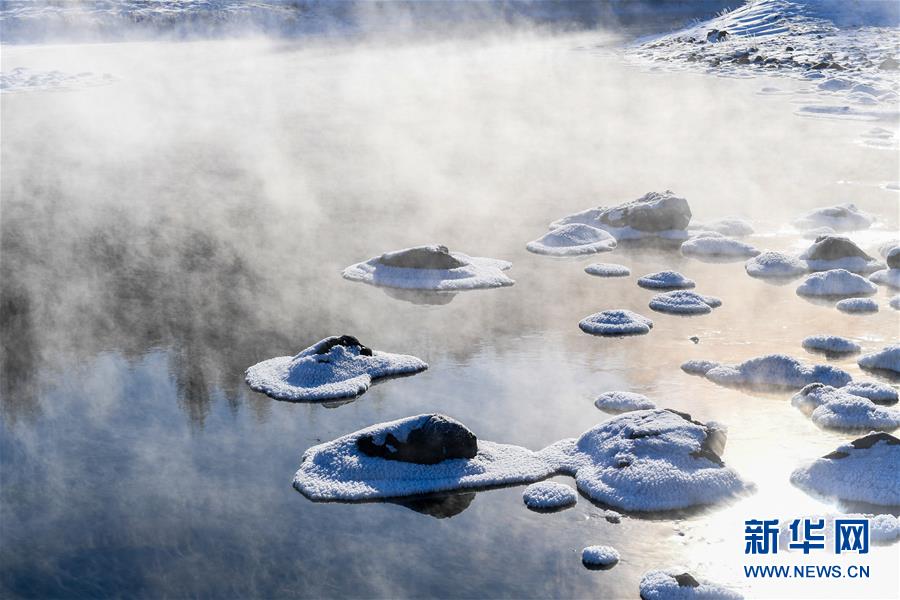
[639,569,743,600]
[795,269,878,298]
[294,409,749,512]
[689,217,754,237]
[649,291,722,315]
[681,235,760,260]
[594,391,656,413]
[802,335,860,355]
[637,271,695,290]
[526,223,617,256]
[791,433,900,506]
[581,545,619,568]
[522,481,577,510]
[791,384,900,432]
[745,251,808,279]
[683,354,852,390]
[793,204,875,232]
[585,263,631,278]
[799,235,882,274]
[245,336,427,401]
[835,297,878,314]
[858,345,900,375]
[869,268,900,289]
[844,381,898,405]
[579,309,654,337]
[550,191,692,241]
[342,245,514,291]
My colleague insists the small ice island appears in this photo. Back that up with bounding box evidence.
[342,245,514,291]
[245,335,427,401]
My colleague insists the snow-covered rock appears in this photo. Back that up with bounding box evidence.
[245,335,427,401]
[791,384,900,431]
[356,414,478,464]
[869,268,900,289]
[745,251,808,279]
[881,244,900,267]
[343,245,514,291]
[796,269,878,298]
[690,217,754,237]
[683,354,852,390]
[835,297,879,314]
[637,271,695,290]
[550,191,692,241]
[802,335,861,355]
[522,481,577,511]
[526,224,617,256]
[649,290,722,315]
[581,545,619,569]
[791,432,900,506]
[799,235,882,273]
[858,344,900,375]
[585,263,630,278]
[891,295,900,310]
[844,381,898,405]
[639,569,743,600]
[594,391,656,413]
[794,204,875,232]
[681,235,760,260]
[579,309,654,337]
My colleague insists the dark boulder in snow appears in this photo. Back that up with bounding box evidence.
[378,245,466,269]
[803,235,871,262]
[314,335,373,357]
[356,414,478,465]
[597,190,691,233]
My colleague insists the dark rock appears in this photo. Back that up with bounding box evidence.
[690,336,700,344]
[395,492,476,518]
[850,431,899,450]
[666,409,728,466]
[734,55,751,65]
[357,414,478,464]
[786,46,794,52]
[811,61,830,70]
[804,235,872,261]
[706,29,728,43]
[675,573,700,588]
[378,245,466,270]
[313,335,373,356]
[879,57,900,71]
[887,247,900,269]
[829,63,845,71]
[596,191,692,233]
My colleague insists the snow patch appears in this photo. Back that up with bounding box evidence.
[858,345,900,375]
[649,290,722,315]
[637,271,695,290]
[802,335,861,355]
[639,569,743,600]
[683,354,852,390]
[579,309,654,337]
[585,263,630,278]
[522,481,577,511]
[796,269,878,298]
[581,545,619,568]
[526,224,617,256]
[594,391,656,413]
[745,251,808,279]
[792,384,900,432]
[681,235,760,260]
[835,297,879,314]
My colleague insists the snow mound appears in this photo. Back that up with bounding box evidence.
[745,251,808,279]
[639,569,743,600]
[581,545,619,568]
[799,235,882,273]
[844,381,898,405]
[637,271,695,290]
[794,204,875,232]
[835,297,879,314]
[343,245,513,291]
[245,336,427,401]
[549,191,692,241]
[791,432,900,506]
[579,309,654,337]
[585,263,630,278]
[690,217,754,237]
[869,268,900,289]
[526,224,617,256]
[681,235,760,260]
[796,269,878,298]
[684,354,852,390]
[791,384,900,431]
[594,391,656,413]
[0,67,115,93]
[649,290,722,315]
[858,345,900,375]
[802,335,860,355]
[522,481,577,511]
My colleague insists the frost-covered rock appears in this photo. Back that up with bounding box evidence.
[802,335,861,355]
[294,409,749,511]
[883,245,900,268]
[649,290,722,315]
[526,224,617,256]
[799,235,882,273]
[844,381,898,405]
[594,391,656,413]
[683,354,852,390]
[796,269,878,298]
[858,344,900,375]
[522,481,577,511]
[637,271,695,290]
[836,297,879,314]
[550,191,692,241]
[792,384,900,432]
[791,433,900,506]
[343,245,514,291]
[794,204,875,232]
[579,309,654,337]
[639,569,743,600]
[869,268,900,289]
[585,263,630,278]
[245,336,427,401]
[690,217,754,237]
[745,251,808,279]
[681,235,760,260]
[581,545,619,569]
[356,414,477,465]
